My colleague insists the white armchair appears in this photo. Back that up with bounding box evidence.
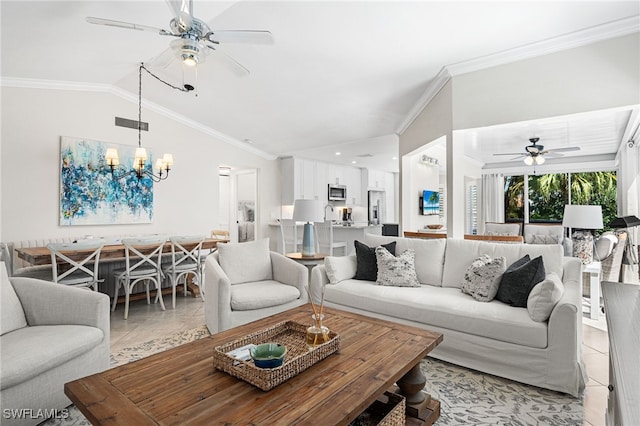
[0,261,110,426]
[203,239,308,333]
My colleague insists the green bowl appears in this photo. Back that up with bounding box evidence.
[249,342,287,368]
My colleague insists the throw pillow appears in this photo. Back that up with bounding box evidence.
[218,238,272,285]
[532,234,561,244]
[375,247,420,287]
[324,255,357,284]
[354,240,396,281]
[527,273,564,322]
[460,255,507,302]
[496,255,546,307]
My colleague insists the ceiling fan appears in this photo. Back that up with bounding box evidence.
[86,0,273,80]
[494,137,581,165]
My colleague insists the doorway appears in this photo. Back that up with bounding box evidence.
[219,166,258,243]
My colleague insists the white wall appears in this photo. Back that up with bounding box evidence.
[452,34,640,130]
[0,86,280,243]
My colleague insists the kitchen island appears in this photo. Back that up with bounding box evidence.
[268,222,381,255]
[332,223,382,255]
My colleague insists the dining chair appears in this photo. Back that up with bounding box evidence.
[112,236,167,320]
[163,235,206,309]
[211,229,230,240]
[314,220,347,256]
[47,241,105,291]
[279,219,299,254]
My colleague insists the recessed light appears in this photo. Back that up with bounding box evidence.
[351,160,357,164]
[335,152,341,156]
[392,156,398,160]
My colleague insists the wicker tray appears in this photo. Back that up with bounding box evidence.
[213,320,340,391]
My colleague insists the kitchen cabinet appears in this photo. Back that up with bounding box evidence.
[363,168,396,221]
[281,158,328,204]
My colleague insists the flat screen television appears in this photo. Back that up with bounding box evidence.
[421,190,440,215]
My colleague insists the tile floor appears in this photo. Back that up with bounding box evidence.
[110,295,611,426]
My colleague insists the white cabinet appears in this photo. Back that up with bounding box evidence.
[281,158,327,204]
[363,168,396,221]
[344,167,362,206]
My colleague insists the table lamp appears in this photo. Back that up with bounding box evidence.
[292,199,323,257]
[562,204,603,264]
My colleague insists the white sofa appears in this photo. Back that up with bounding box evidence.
[310,234,586,396]
[0,261,110,426]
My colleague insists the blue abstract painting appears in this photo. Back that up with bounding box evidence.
[60,137,153,225]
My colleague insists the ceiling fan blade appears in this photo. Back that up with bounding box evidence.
[148,47,177,69]
[545,146,581,153]
[205,30,274,45]
[493,152,525,156]
[86,17,173,36]
[545,152,565,158]
[166,0,193,32]
[204,45,250,76]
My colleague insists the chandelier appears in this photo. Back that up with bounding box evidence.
[105,64,174,182]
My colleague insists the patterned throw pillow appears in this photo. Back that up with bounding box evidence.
[375,247,420,287]
[460,255,506,302]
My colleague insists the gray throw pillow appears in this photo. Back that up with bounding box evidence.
[375,247,420,287]
[460,254,506,302]
[496,255,546,307]
[354,240,396,281]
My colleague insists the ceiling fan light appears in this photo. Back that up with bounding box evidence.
[182,53,198,67]
[524,156,534,166]
[535,155,546,165]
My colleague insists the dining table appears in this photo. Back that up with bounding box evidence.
[15,237,226,266]
[14,237,228,300]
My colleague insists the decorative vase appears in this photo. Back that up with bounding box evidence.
[306,314,330,349]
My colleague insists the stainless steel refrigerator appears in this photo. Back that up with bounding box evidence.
[368,190,386,225]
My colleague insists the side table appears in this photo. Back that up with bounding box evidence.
[584,261,602,320]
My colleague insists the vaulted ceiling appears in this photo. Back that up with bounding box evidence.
[2,1,639,172]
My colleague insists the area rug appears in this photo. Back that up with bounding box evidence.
[43,326,583,426]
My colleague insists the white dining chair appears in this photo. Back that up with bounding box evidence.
[314,220,346,256]
[47,241,105,291]
[112,236,167,320]
[163,235,206,309]
[279,219,299,254]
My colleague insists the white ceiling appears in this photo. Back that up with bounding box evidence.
[2,1,639,173]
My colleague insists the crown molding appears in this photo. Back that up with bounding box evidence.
[397,16,640,136]
[0,77,277,161]
[447,16,640,76]
[396,67,451,135]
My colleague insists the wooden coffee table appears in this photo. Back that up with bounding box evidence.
[65,305,443,425]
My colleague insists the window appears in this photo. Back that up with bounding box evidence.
[504,171,617,232]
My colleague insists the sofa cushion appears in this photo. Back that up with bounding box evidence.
[1,262,27,335]
[375,247,420,287]
[441,239,563,289]
[230,280,301,311]
[0,324,104,389]
[364,234,446,286]
[496,256,546,307]
[218,238,272,285]
[324,279,547,348]
[324,255,357,284]
[460,255,506,302]
[354,240,396,281]
[527,273,564,322]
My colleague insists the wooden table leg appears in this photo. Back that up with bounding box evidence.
[396,362,440,425]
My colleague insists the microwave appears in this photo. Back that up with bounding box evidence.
[328,184,347,201]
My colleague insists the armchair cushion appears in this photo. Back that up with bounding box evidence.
[218,238,272,285]
[230,280,301,311]
[1,261,27,335]
[1,324,104,389]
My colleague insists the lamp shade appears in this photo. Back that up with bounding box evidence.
[562,205,603,229]
[609,215,640,228]
[292,199,324,223]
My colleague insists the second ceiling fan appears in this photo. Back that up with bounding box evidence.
[494,137,581,165]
